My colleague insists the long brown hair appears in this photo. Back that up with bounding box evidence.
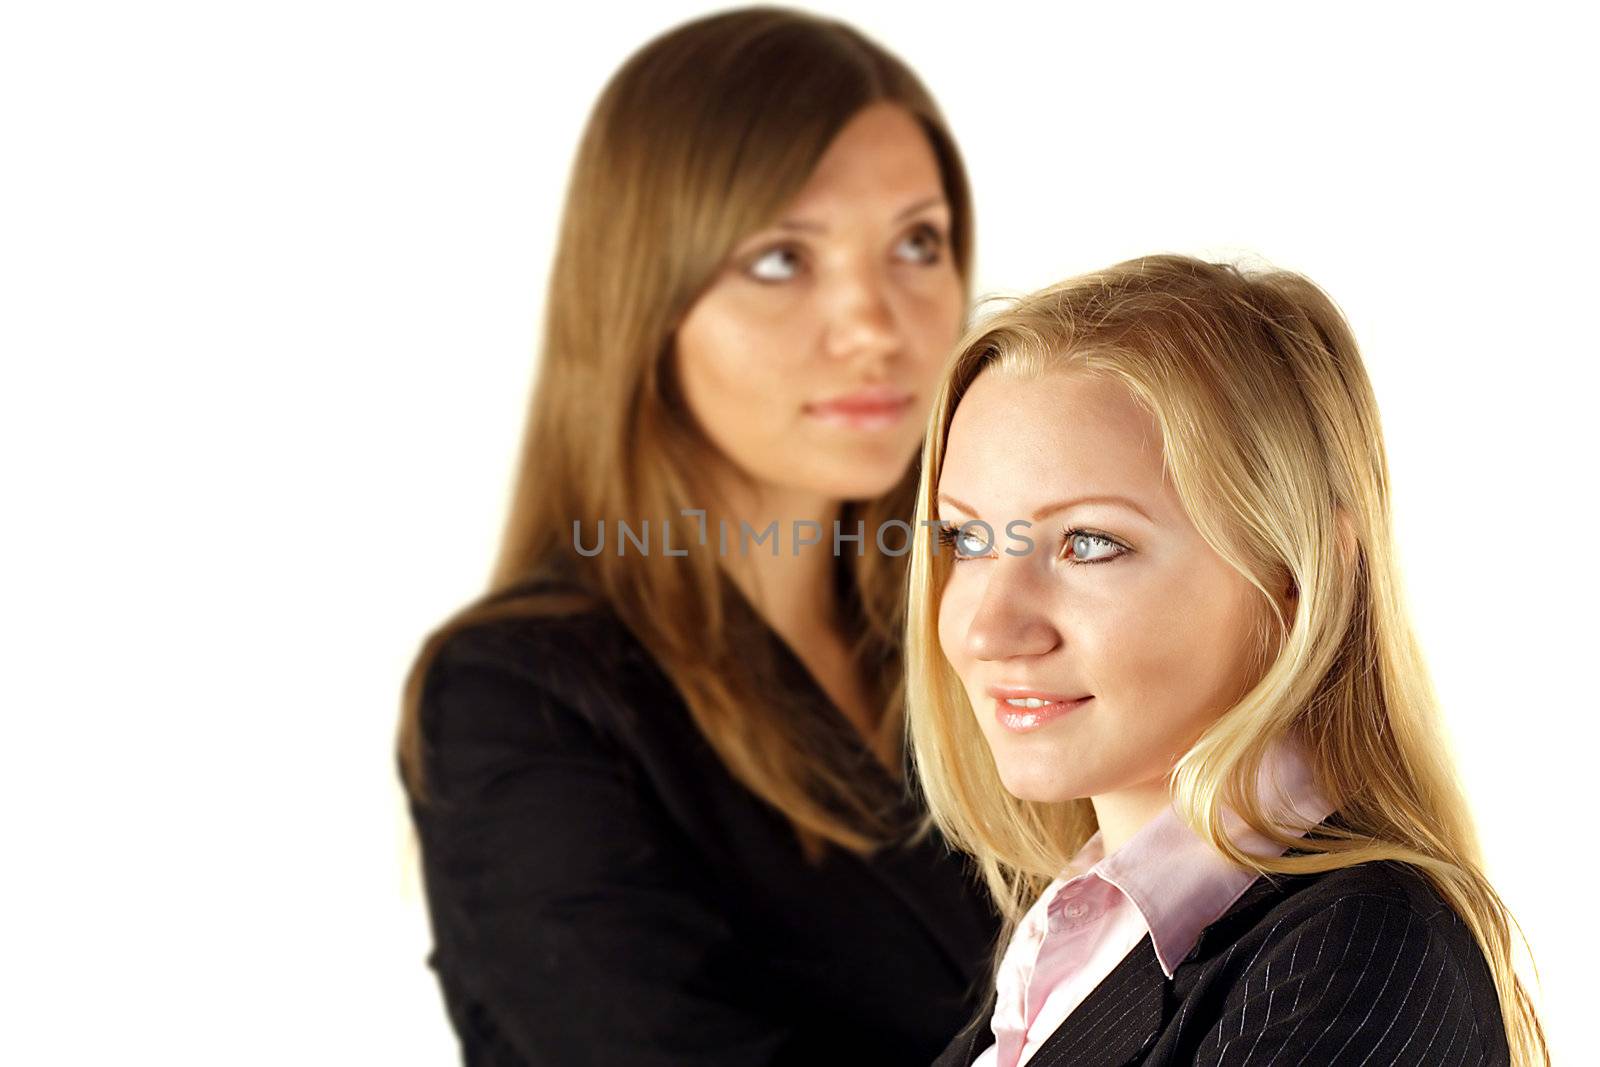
[904,255,1548,1063]
[398,7,975,860]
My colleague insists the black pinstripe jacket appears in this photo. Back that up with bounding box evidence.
[931,854,1511,1066]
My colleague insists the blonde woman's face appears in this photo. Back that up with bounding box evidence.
[674,102,964,504]
[935,367,1274,804]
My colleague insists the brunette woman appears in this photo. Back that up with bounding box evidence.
[397,9,999,1065]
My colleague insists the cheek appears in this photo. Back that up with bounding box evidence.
[935,573,977,670]
[681,318,780,398]
[899,274,964,366]
[677,300,807,425]
[1094,567,1260,730]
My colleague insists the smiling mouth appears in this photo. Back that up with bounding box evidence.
[993,695,1092,733]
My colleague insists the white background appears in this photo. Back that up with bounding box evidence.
[4,2,1594,1063]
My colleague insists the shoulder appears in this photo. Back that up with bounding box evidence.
[428,593,644,702]
[1210,859,1492,985]
[414,586,669,801]
[1182,860,1507,1064]
[1252,860,1484,966]
[1197,857,1474,954]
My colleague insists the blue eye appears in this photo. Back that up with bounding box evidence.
[1062,530,1126,565]
[936,521,991,558]
[935,521,1129,566]
[745,245,803,283]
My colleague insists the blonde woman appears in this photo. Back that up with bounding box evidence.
[396,8,999,1066]
[906,255,1547,1065]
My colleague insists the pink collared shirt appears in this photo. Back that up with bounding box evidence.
[973,733,1337,1067]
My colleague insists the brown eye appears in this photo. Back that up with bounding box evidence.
[893,222,945,265]
[745,245,803,283]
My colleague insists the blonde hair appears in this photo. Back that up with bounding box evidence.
[398,7,975,861]
[904,254,1548,1063]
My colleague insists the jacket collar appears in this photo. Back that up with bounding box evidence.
[935,735,1337,1067]
[935,807,1345,1067]
[1068,731,1337,977]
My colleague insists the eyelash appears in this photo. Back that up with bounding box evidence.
[740,221,947,284]
[934,521,1129,566]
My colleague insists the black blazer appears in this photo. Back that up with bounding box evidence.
[931,851,1510,1066]
[404,572,1002,1066]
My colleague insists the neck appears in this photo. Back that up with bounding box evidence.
[710,478,846,648]
[1091,771,1175,856]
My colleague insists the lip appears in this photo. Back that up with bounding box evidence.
[987,686,1093,734]
[986,685,1090,703]
[803,386,915,431]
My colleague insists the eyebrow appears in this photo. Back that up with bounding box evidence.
[777,194,948,234]
[936,491,1156,524]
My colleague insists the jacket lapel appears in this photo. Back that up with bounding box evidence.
[1020,933,1168,1067]
[723,574,1002,986]
[1027,838,1341,1065]
[789,677,1000,986]
[929,985,998,1067]
[855,814,1002,987]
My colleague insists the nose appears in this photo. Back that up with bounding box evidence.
[820,260,903,366]
[962,555,1061,662]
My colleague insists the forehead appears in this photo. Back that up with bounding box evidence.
[786,103,945,214]
[938,367,1170,516]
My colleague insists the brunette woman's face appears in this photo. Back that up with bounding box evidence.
[935,367,1279,803]
[674,102,964,505]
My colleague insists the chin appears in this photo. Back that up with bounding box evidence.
[806,438,919,497]
[995,759,1082,805]
[800,464,911,503]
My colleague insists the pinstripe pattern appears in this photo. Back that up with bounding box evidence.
[930,860,1509,1066]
